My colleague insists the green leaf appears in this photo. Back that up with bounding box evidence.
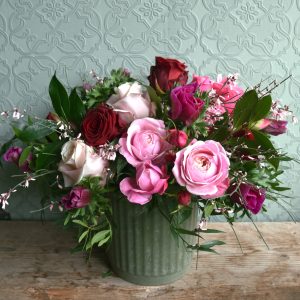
[251,95,272,124]
[15,120,57,142]
[204,203,214,218]
[69,88,86,127]
[78,230,89,243]
[91,230,110,246]
[72,219,89,228]
[200,240,226,249]
[98,234,110,247]
[246,130,278,169]
[18,146,32,166]
[146,85,162,117]
[49,74,70,120]
[35,141,63,170]
[174,227,201,237]
[233,90,258,129]
[198,229,225,234]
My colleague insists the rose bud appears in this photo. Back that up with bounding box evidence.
[167,129,188,148]
[178,191,191,206]
[46,112,60,123]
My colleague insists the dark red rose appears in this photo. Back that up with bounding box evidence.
[148,57,188,93]
[230,183,265,214]
[82,104,125,146]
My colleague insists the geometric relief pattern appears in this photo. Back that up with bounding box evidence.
[0,0,299,220]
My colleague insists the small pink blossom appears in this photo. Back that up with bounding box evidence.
[212,75,244,114]
[192,75,213,92]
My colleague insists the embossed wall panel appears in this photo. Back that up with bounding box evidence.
[0,0,299,220]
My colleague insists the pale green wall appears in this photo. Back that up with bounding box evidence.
[0,0,299,220]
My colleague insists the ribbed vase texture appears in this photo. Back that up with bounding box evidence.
[107,197,197,285]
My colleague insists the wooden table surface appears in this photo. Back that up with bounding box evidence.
[0,221,299,300]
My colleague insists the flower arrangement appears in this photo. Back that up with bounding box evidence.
[0,57,297,255]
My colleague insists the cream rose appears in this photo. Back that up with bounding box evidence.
[58,140,108,187]
[107,81,156,124]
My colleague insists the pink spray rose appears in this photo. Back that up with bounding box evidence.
[212,76,244,114]
[172,140,230,199]
[256,118,288,136]
[192,75,213,92]
[61,186,91,210]
[230,183,265,214]
[107,82,156,124]
[3,147,22,163]
[120,161,168,205]
[3,147,32,172]
[119,118,173,167]
[58,140,108,187]
[167,129,188,148]
[170,82,205,125]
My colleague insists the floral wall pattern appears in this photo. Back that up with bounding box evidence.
[0,0,299,220]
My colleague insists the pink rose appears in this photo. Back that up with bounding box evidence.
[212,76,244,114]
[107,82,156,124]
[167,129,188,148]
[119,118,173,167]
[61,186,91,210]
[170,83,205,125]
[172,140,230,199]
[120,161,168,205]
[58,140,108,187]
[192,75,213,92]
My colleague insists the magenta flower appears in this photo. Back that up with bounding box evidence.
[120,161,169,205]
[61,186,91,210]
[230,183,265,214]
[170,83,205,125]
[3,147,22,163]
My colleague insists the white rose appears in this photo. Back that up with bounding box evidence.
[58,140,108,187]
[107,81,156,124]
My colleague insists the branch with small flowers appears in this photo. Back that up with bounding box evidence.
[0,57,298,257]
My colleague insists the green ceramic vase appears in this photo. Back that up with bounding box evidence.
[107,197,197,285]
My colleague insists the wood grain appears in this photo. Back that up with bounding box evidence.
[0,221,299,300]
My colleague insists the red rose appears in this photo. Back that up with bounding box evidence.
[82,104,125,146]
[148,57,188,93]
